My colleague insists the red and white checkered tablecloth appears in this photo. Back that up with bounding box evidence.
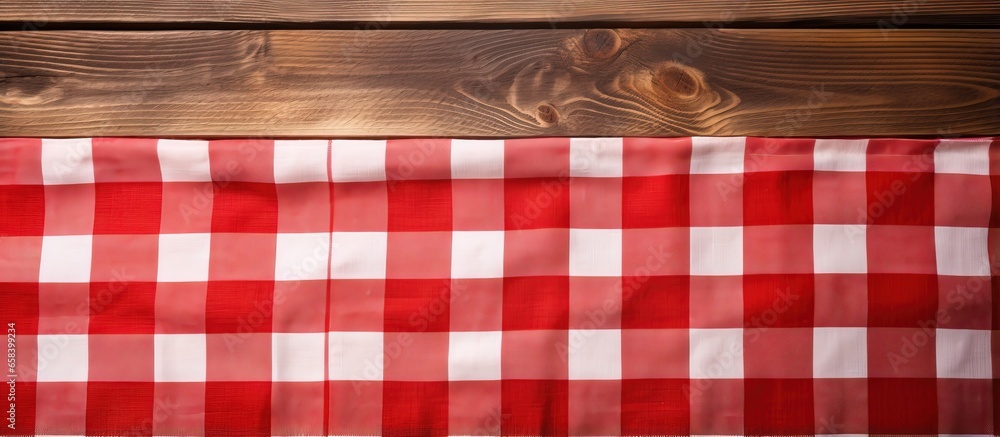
[0,137,997,436]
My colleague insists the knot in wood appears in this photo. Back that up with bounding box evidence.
[653,62,703,99]
[582,29,621,60]
[536,103,560,125]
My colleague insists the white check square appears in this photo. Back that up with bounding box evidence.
[329,331,383,380]
[36,335,88,382]
[154,334,207,382]
[570,138,623,177]
[690,137,745,174]
[330,140,386,182]
[934,139,990,175]
[275,233,330,281]
[157,233,212,282]
[935,227,990,276]
[690,328,743,379]
[814,225,867,273]
[157,139,211,182]
[272,333,326,382]
[448,331,502,381]
[569,229,622,277]
[690,227,743,276]
[814,139,867,172]
[274,140,329,183]
[451,231,504,279]
[330,232,387,279]
[451,140,505,179]
[38,235,93,283]
[813,328,867,378]
[568,329,621,380]
[936,329,992,379]
[41,138,95,185]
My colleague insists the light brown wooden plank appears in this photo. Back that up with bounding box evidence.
[1,1,998,27]
[1,29,998,137]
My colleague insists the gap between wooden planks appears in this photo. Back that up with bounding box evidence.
[1,0,998,27]
[0,29,998,138]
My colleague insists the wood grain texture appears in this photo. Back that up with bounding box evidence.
[1,29,998,137]
[2,0,999,27]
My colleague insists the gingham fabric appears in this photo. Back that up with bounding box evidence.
[0,137,998,436]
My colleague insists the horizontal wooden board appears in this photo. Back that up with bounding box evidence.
[2,1,999,27]
[0,29,998,137]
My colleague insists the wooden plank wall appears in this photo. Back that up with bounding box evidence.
[0,1,998,138]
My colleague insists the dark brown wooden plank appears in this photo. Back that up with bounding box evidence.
[1,1,998,27]
[1,29,998,137]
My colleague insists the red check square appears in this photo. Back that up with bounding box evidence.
[505,177,570,230]
[865,171,934,226]
[744,274,815,328]
[501,379,569,436]
[211,182,279,233]
[0,184,44,236]
[382,381,449,436]
[621,379,689,435]
[868,273,938,327]
[502,276,569,331]
[204,382,272,435]
[205,280,274,333]
[744,378,814,435]
[387,180,452,232]
[89,282,156,334]
[94,182,162,234]
[744,171,813,225]
[868,378,938,434]
[86,382,155,435]
[622,275,688,329]
[622,175,689,228]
